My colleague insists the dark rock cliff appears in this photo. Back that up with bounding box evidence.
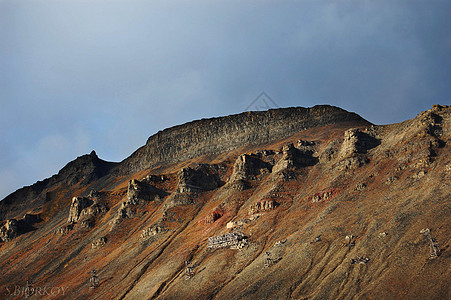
[117,105,370,175]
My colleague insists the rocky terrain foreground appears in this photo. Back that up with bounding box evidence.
[0,105,449,300]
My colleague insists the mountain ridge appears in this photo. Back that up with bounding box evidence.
[0,104,449,300]
[117,105,371,175]
[0,105,369,221]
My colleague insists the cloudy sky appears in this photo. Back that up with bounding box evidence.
[1,0,450,200]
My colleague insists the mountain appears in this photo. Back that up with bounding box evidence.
[0,104,449,299]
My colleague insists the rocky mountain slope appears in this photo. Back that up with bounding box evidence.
[0,104,449,299]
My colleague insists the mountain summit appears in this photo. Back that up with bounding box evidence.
[0,105,449,299]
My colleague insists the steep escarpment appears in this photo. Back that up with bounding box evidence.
[118,105,370,175]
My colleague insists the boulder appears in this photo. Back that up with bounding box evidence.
[91,237,107,249]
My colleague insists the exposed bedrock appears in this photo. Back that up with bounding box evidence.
[164,164,222,209]
[0,151,117,221]
[0,213,41,242]
[339,128,380,157]
[114,179,166,223]
[118,105,370,175]
[127,179,166,204]
[67,194,108,224]
[176,164,222,194]
[334,128,380,170]
[272,143,318,174]
[229,154,272,182]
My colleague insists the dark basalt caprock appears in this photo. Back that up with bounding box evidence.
[118,105,370,175]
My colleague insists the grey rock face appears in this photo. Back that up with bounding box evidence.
[113,179,168,224]
[67,197,93,223]
[118,106,370,175]
[273,143,317,174]
[127,179,165,204]
[164,165,222,209]
[0,106,369,223]
[335,129,380,170]
[176,165,221,194]
[116,203,135,220]
[114,181,156,224]
[67,195,108,224]
[60,151,117,186]
[0,213,42,242]
[339,129,380,157]
[229,154,272,183]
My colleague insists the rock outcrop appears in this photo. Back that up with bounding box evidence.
[58,151,116,186]
[272,143,317,174]
[164,164,222,209]
[127,179,165,204]
[113,179,165,223]
[67,194,108,225]
[0,105,368,222]
[91,237,107,249]
[68,197,93,223]
[176,164,222,194]
[115,202,135,221]
[228,154,272,183]
[339,128,380,156]
[249,199,276,214]
[311,190,335,203]
[141,224,167,240]
[336,128,380,170]
[0,219,18,242]
[0,213,41,242]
